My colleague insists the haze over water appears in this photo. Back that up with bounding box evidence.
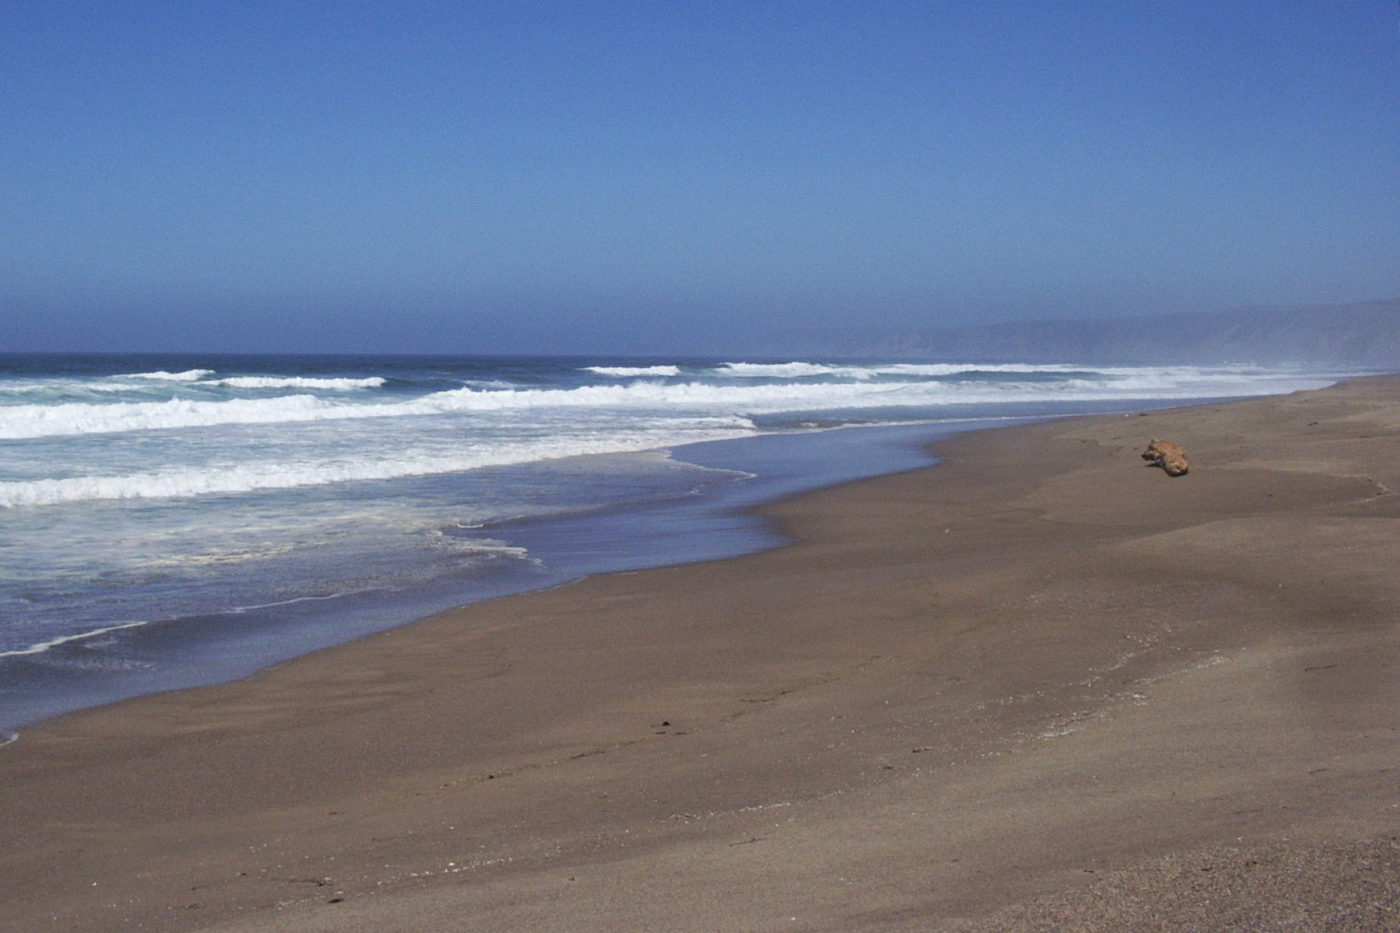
[6,5,1397,355]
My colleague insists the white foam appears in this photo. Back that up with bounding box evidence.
[860,362,1100,376]
[710,361,1095,380]
[114,369,214,382]
[0,380,116,396]
[0,620,150,659]
[418,369,1333,415]
[208,376,387,390]
[584,365,682,377]
[0,394,336,439]
[709,361,1260,380]
[0,367,1338,440]
[713,361,853,378]
[0,421,759,507]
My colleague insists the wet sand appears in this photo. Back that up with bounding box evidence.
[3,376,1399,931]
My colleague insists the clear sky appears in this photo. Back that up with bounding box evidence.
[3,1,1398,355]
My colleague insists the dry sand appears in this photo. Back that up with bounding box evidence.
[3,376,1399,931]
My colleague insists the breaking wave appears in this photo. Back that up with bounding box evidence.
[584,365,683,377]
[0,420,757,507]
[205,375,387,390]
[115,369,214,382]
[0,364,1332,441]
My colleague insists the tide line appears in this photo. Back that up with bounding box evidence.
[0,620,150,660]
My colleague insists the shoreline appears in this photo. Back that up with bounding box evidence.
[3,405,1163,735]
[3,375,1399,930]
[0,416,965,733]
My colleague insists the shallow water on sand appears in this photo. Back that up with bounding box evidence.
[0,353,1353,731]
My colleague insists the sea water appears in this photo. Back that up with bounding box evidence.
[0,354,1353,731]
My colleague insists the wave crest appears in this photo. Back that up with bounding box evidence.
[0,419,757,507]
[114,369,214,382]
[584,365,682,377]
[0,365,1335,440]
[209,376,387,390]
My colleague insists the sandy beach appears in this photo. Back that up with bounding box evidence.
[3,375,1399,931]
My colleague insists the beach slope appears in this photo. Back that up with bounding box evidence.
[3,376,1399,931]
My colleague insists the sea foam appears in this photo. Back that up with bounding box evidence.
[114,369,214,382]
[584,365,682,377]
[0,620,151,659]
[0,353,1354,734]
[207,375,387,390]
[0,421,757,506]
[0,365,1334,440]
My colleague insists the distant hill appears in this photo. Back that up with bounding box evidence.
[861,297,1400,366]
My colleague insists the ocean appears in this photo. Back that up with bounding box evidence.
[0,353,1352,733]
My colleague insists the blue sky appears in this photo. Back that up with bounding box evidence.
[3,1,1397,354]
